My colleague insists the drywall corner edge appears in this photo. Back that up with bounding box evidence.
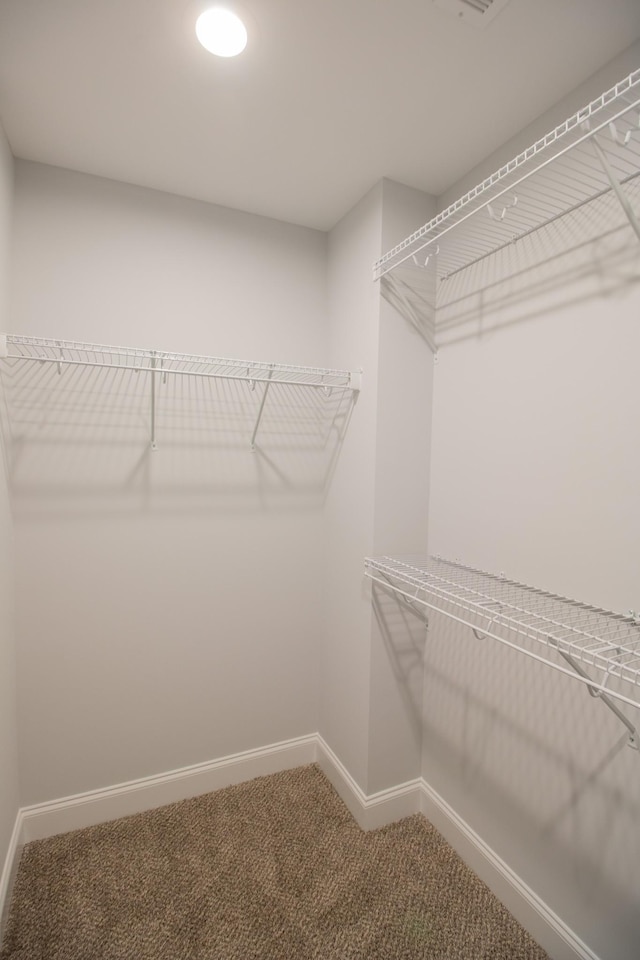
[315,734,423,830]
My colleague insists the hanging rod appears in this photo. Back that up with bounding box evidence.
[0,334,362,450]
[364,555,640,747]
[373,67,640,304]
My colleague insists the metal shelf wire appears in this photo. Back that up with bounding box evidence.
[374,68,640,313]
[0,334,360,449]
[365,555,640,730]
[0,335,355,388]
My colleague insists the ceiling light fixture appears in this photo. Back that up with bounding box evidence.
[196,7,248,57]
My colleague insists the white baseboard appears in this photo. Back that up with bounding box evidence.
[315,738,598,960]
[418,779,600,960]
[1,735,317,946]
[315,735,423,830]
[2,733,599,960]
[0,812,24,948]
[20,734,317,844]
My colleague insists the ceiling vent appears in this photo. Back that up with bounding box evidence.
[432,0,513,28]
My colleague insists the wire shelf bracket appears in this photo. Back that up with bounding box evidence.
[364,555,640,749]
[250,366,273,451]
[0,334,362,450]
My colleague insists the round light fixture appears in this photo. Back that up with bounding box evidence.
[196,7,248,57]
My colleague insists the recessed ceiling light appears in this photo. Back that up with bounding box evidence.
[196,7,248,57]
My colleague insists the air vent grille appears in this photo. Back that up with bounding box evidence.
[432,0,512,27]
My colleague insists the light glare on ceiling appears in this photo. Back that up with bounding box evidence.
[196,7,248,57]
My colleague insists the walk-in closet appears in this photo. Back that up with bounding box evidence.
[1,3,640,959]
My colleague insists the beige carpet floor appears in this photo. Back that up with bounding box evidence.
[1,764,549,959]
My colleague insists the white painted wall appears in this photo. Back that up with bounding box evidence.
[367,180,435,794]
[8,159,436,811]
[320,181,382,790]
[8,162,330,804]
[424,48,640,960]
[0,120,19,878]
[437,40,640,216]
[321,179,435,794]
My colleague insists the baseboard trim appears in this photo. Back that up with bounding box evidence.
[419,778,599,960]
[20,734,317,844]
[315,735,423,829]
[0,811,24,947]
[314,739,598,960]
[4,734,599,960]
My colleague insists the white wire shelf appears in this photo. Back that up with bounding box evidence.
[0,335,356,389]
[0,334,360,450]
[365,555,640,739]
[374,67,640,308]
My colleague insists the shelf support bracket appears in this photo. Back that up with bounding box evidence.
[591,135,640,244]
[381,275,437,354]
[250,367,274,450]
[557,648,638,749]
[369,571,430,629]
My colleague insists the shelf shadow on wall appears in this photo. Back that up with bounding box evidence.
[0,359,358,517]
[371,584,427,746]
[437,222,640,349]
[367,578,640,949]
[419,611,640,945]
[382,184,640,350]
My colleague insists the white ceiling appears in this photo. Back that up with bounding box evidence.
[1,0,640,231]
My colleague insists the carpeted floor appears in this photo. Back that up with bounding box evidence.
[1,764,549,959]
